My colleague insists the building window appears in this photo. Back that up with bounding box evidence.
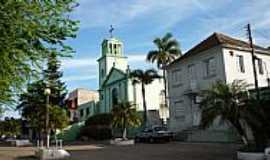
[80,109,84,117]
[112,88,118,106]
[101,69,105,78]
[114,44,117,54]
[172,69,182,85]
[236,55,245,73]
[86,108,90,115]
[257,58,264,75]
[109,43,112,53]
[119,83,122,98]
[174,100,185,119]
[188,64,196,80]
[205,57,216,77]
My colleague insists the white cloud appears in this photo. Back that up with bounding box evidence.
[62,75,97,82]
[61,54,149,82]
[61,54,147,69]
[73,0,230,31]
[128,54,146,62]
[185,0,270,49]
[61,57,97,69]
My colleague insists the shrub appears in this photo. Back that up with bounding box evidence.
[80,126,112,140]
[79,113,113,140]
[85,113,112,126]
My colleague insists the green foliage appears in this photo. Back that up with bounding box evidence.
[0,117,21,137]
[112,102,141,139]
[0,107,4,119]
[130,69,161,85]
[49,105,69,131]
[43,52,67,107]
[130,69,160,125]
[17,52,69,133]
[80,127,112,140]
[0,0,79,106]
[242,98,270,151]
[85,113,113,126]
[147,33,181,69]
[80,113,113,140]
[200,80,270,151]
[199,80,250,143]
[147,33,181,108]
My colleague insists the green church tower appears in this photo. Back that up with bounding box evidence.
[97,28,128,87]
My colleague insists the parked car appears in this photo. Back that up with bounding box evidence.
[135,126,174,143]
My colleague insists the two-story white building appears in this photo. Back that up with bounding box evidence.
[167,32,270,142]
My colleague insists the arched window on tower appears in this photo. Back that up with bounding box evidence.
[112,88,118,106]
[109,43,112,54]
[114,44,117,54]
[101,69,105,78]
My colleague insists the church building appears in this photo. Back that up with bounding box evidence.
[97,34,169,125]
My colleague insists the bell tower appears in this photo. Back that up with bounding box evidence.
[97,26,128,87]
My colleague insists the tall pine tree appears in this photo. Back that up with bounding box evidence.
[43,52,67,108]
[17,53,69,139]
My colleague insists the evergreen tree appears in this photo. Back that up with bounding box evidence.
[43,52,67,108]
[17,53,69,139]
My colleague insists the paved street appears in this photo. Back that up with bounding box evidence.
[68,143,238,160]
[0,142,238,160]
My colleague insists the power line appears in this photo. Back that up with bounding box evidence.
[253,30,270,42]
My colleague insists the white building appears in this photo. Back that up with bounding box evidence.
[66,88,99,122]
[167,32,270,142]
[98,36,169,125]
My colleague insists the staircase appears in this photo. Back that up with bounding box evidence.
[175,126,239,142]
[56,121,85,142]
[174,126,199,141]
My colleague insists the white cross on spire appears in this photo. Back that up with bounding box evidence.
[109,25,114,38]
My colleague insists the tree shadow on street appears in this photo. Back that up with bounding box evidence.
[16,156,37,160]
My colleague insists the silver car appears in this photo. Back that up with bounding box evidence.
[135,126,174,143]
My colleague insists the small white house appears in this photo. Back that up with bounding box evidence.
[167,32,270,142]
[66,88,99,122]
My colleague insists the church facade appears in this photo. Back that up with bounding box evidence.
[97,36,169,125]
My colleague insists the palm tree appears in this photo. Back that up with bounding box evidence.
[147,32,181,107]
[243,98,270,151]
[130,69,161,126]
[112,102,141,140]
[199,80,250,144]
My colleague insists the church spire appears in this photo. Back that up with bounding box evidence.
[109,25,114,38]
[101,26,123,57]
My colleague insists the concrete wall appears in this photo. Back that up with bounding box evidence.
[167,44,270,142]
[222,48,270,87]
[67,89,99,122]
[168,46,226,132]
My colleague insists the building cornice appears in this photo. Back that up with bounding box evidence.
[97,55,128,62]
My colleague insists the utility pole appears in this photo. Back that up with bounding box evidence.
[44,87,51,148]
[246,24,260,100]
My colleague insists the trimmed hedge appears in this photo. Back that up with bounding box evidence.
[80,126,112,140]
[85,113,112,126]
[79,113,113,140]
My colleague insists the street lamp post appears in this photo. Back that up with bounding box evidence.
[44,87,51,149]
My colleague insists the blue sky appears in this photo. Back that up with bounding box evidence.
[4,0,270,118]
[61,0,270,91]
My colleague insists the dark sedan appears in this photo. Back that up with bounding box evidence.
[135,126,174,143]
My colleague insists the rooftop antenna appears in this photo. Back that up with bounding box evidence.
[109,25,114,38]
